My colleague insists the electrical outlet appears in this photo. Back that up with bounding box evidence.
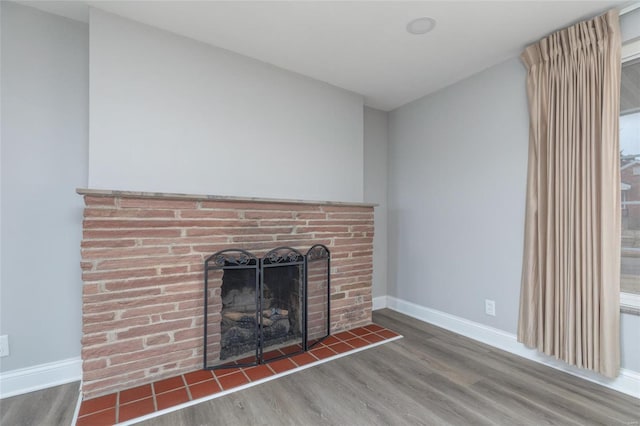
[0,335,9,357]
[485,300,496,316]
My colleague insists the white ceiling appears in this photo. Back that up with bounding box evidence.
[22,0,631,111]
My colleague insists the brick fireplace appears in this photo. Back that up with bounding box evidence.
[78,189,375,398]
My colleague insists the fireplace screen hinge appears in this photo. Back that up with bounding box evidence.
[203,245,330,369]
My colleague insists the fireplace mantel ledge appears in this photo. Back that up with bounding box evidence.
[76,188,377,208]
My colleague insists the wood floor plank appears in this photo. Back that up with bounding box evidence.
[3,309,638,425]
[0,381,79,426]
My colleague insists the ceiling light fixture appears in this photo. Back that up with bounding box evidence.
[406,17,437,35]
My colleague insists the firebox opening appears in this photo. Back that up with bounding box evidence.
[219,265,303,361]
[204,245,330,370]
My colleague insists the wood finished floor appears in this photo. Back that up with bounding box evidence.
[0,381,79,425]
[1,309,638,425]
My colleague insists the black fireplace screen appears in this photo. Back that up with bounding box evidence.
[203,245,330,369]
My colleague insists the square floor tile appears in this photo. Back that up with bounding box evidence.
[235,355,257,365]
[363,324,385,333]
[78,393,117,416]
[189,379,222,400]
[280,344,303,355]
[118,397,155,422]
[290,352,317,367]
[155,387,189,411]
[153,376,185,394]
[119,384,152,405]
[321,335,341,345]
[362,333,385,344]
[184,370,215,385]
[213,366,243,378]
[329,342,354,354]
[348,327,371,337]
[268,357,296,373]
[76,408,116,426]
[244,365,274,381]
[310,346,337,360]
[377,329,400,339]
[334,331,356,341]
[217,371,250,390]
[262,349,283,361]
[345,337,369,348]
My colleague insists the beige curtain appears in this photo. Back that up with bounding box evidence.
[518,9,622,378]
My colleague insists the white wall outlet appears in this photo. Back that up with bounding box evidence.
[485,299,496,316]
[0,335,9,357]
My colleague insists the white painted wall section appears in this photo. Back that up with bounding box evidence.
[364,107,388,299]
[89,9,364,203]
[1,1,88,374]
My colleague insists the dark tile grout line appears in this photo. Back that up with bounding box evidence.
[75,325,400,425]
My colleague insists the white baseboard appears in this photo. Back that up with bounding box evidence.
[0,357,82,399]
[384,295,640,399]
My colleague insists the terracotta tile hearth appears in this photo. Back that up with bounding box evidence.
[75,324,401,426]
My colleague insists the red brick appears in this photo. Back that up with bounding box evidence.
[83,316,150,335]
[80,261,94,271]
[81,372,147,399]
[333,237,373,246]
[82,239,137,249]
[84,219,258,230]
[96,254,202,271]
[186,226,293,237]
[295,212,327,219]
[244,211,294,219]
[84,196,116,207]
[82,268,158,282]
[296,226,349,233]
[84,228,182,240]
[170,246,192,255]
[109,345,196,369]
[139,236,229,246]
[120,304,177,319]
[81,339,144,359]
[81,246,169,260]
[307,220,371,226]
[179,209,239,219]
[174,328,201,342]
[84,287,162,305]
[82,358,107,371]
[81,334,108,346]
[83,312,116,324]
[104,273,200,291]
[119,198,198,209]
[146,334,171,346]
[161,307,201,321]
[116,319,193,340]
[84,208,176,219]
[231,235,275,243]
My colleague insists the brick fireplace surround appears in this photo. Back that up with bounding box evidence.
[78,189,375,399]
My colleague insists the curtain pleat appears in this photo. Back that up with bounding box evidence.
[518,9,621,378]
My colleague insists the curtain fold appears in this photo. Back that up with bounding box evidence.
[518,9,622,378]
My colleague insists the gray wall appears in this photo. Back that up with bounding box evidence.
[387,12,640,373]
[0,2,88,371]
[364,107,388,298]
[89,9,364,203]
[388,58,528,333]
